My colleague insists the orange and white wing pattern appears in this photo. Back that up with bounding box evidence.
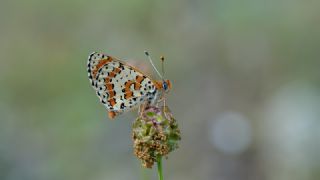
[87,52,162,119]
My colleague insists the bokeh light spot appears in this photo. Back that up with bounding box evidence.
[209,111,252,155]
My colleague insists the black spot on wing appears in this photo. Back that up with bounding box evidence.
[88,52,95,61]
[119,64,125,70]
[120,103,125,109]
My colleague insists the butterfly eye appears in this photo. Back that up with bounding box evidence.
[162,81,168,91]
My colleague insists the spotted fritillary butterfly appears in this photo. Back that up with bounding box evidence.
[87,52,171,119]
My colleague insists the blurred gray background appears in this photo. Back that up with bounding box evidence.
[0,0,320,180]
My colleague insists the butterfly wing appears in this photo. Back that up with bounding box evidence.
[87,52,159,118]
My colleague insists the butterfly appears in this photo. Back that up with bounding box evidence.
[87,52,171,119]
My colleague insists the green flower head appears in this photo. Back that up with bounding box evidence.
[132,106,181,168]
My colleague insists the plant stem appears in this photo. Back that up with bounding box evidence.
[157,155,164,180]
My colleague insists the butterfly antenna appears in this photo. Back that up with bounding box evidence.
[144,51,163,79]
[160,55,165,79]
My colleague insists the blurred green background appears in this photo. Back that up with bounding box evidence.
[1,0,320,180]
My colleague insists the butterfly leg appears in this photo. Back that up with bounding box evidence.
[138,103,147,117]
[138,104,142,116]
[161,97,171,120]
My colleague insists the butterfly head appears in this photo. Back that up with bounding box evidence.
[155,79,171,93]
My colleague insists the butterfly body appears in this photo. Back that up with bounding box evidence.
[87,52,171,119]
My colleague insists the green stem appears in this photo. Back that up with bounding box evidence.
[157,155,164,180]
